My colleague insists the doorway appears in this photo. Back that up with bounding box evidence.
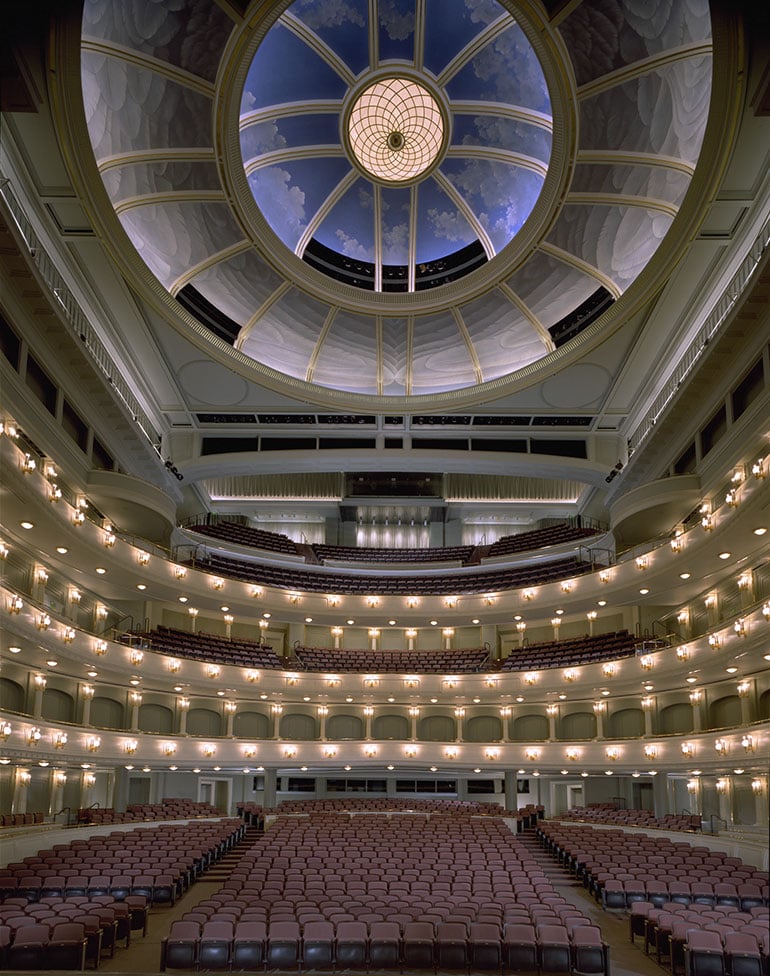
[198,778,231,814]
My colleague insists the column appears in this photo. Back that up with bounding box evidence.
[318,708,328,740]
[178,698,189,735]
[593,703,605,739]
[409,708,419,741]
[32,677,46,717]
[272,706,282,740]
[546,705,557,740]
[753,777,768,827]
[738,680,753,724]
[81,686,94,726]
[263,768,277,808]
[500,708,510,743]
[690,691,703,732]
[12,768,30,815]
[129,692,142,731]
[363,706,373,739]
[717,777,733,826]
[49,769,66,817]
[225,702,236,737]
[453,708,464,742]
[651,772,668,819]
[504,770,517,812]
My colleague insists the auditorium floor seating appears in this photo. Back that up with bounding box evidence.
[294,644,490,673]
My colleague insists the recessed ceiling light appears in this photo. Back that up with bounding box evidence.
[639,588,649,595]
[178,596,188,603]
[220,605,229,612]
[754,527,767,536]
[686,676,697,683]
[473,768,481,773]
[262,612,271,619]
[136,583,146,590]
[142,766,151,772]
[430,619,438,626]
[20,521,34,530]
[679,572,691,579]
[472,618,479,624]
[555,609,564,615]
[87,670,98,677]
[346,619,354,625]
[173,686,182,692]
[725,666,738,673]
[56,546,68,554]
[597,600,607,606]
[719,552,730,559]
[304,617,313,623]
[46,660,58,667]
[388,619,396,625]
[764,653,770,661]
[95,567,106,574]
[733,768,744,774]
[9,646,21,654]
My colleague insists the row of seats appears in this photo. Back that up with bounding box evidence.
[0,812,45,829]
[78,799,221,825]
[125,626,284,669]
[193,550,592,595]
[500,631,638,671]
[293,644,489,673]
[242,797,543,819]
[487,524,600,557]
[313,543,474,565]
[189,521,299,555]
[558,805,701,832]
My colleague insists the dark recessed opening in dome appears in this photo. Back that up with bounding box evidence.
[177,285,240,346]
[549,287,615,348]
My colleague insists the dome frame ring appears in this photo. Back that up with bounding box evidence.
[340,67,452,188]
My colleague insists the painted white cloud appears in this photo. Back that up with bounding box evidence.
[335,228,374,261]
[294,0,365,29]
[427,208,469,243]
[251,167,307,247]
[379,0,413,40]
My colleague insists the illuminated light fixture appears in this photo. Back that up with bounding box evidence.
[93,639,108,657]
[243,745,257,759]
[714,738,728,755]
[259,618,269,630]
[525,748,540,761]
[551,617,562,628]
[249,585,263,599]
[725,488,739,507]
[363,706,374,716]
[53,771,66,786]
[406,597,419,608]
[737,573,752,590]
[763,602,770,620]
[404,745,417,758]
[499,706,511,717]
[484,675,499,689]
[687,779,699,794]
[605,747,619,761]
[174,566,187,580]
[641,696,654,709]
[715,778,728,794]
[245,670,260,683]
[72,510,85,525]
[68,587,82,605]
[740,734,755,753]
[167,658,181,674]
[453,707,464,718]
[103,530,116,548]
[330,626,343,638]
[317,706,329,717]
[124,739,137,755]
[522,589,535,602]
[670,536,683,553]
[8,595,23,614]
[599,570,611,584]
[751,778,763,793]
[689,690,702,704]
[635,556,648,570]
[325,675,340,687]
[680,742,695,758]
[33,674,47,690]
[686,676,698,683]
[0,721,11,740]
[409,707,421,717]
[161,742,176,756]
[676,609,689,624]
[271,704,283,714]
[442,627,455,638]
[86,736,101,753]
[403,676,419,688]
[676,646,689,661]
[751,457,765,479]
[601,663,616,678]
[283,746,297,759]
[20,453,36,473]
[323,745,337,758]
[708,634,721,649]
[0,542,8,560]
[129,649,144,666]
[325,595,341,609]
[368,628,380,639]
[593,701,607,714]
[49,484,62,502]
[444,596,458,609]
[178,697,190,710]
[37,613,51,631]
[202,744,216,757]
[405,629,418,641]
[560,580,574,593]
[18,770,31,784]
[443,677,458,689]
[736,680,750,697]
[135,550,150,566]
[566,747,580,761]
[639,587,650,595]
[546,703,558,715]
[483,594,496,606]
[485,748,500,761]
[516,621,527,634]
[363,675,379,689]
[221,614,234,628]
[364,745,377,757]
[366,596,379,608]
[129,691,142,705]
[639,655,654,671]
[563,668,578,682]
[586,611,598,623]
[734,619,746,637]
[188,607,198,620]
[82,684,94,699]
[61,626,76,644]
[643,745,658,759]
[701,513,713,531]
[206,665,220,679]
[211,577,224,591]
[224,701,237,713]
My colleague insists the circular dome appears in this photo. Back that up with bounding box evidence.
[347,77,445,184]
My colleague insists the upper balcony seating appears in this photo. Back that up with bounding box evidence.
[79,800,222,826]
[188,520,299,555]
[500,630,637,671]
[294,645,489,673]
[557,804,701,831]
[487,524,601,557]
[192,551,591,595]
[123,626,284,669]
[313,543,475,565]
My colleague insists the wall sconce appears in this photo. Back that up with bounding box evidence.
[317,706,329,717]
[525,748,540,761]
[68,587,82,606]
[206,665,221,679]
[18,770,31,784]
[134,550,150,567]
[402,676,419,689]
[681,742,695,758]
[363,706,374,716]
[37,613,51,631]
[734,619,746,637]
[736,681,750,697]
[129,692,143,707]
[243,745,257,759]
[323,746,337,758]
[288,592,302,605]
[740,735,755,753]
[483,594,496,606]
[444,596,458,609]
[499,706,511,718]
[551,617,562,628]
[599,569,611,584]
[36,567,49,586]
[635,556,648,570]
[445,747,458,759]
[174,565,187,580]
[737,573,752,590]
[522,589,534,601]
[563,668,578,682]
[639,655,654,671]
[8,595,23,614]
[725,488,739,507]
[33,674,47,689]
[593,701,607,714]
[123,738,137,755]
[86,736,101,753]
[406,597,419,608]
[641,696,654,709]
[485,748,500,761]
[643,744,658,759]
[751,778,763,794]
[404,745,417,758]
[701,513,713,531]
[751,457,765,479]
[129,649,144,666]
[325,595,340,608]
[522,672,538,686]
[586,611,598,624]
[409,707,421,717]
[83,773,96,787]
[601,663,616,679]
[21,453,36,473]
[178,697,190,711]
[50,485,63,503]
[364,745,377,757]
[244,670,260,683]
[212,577,224,591]
[443,678,458,689]
[560,580,574,593]
[485,676,499,689]
[223,614,234,627]
[82,685,94,699]
[605,747,619,760]
[283,746,297,759]
[220,701,236,715]
[687,779,699,794]
[670,536,683,553]
[676,609,689,624]
[103,530,116,548]
[689,690,702,704]
[161,742,176,756]
[202,744,216,757]
[676,646,689,661]
[708,634,721,649]
[715,778,728,794]
[72,510,85,526]
[330,627,343,639]
[53,771,67,786]
[325,675,340,687]
[166,658,181,675]
[285,674,300,687]
[516,621,527,634]
[714,738,728,755]
[271,704,283,715]
[546,703,558,715]
[53,731,68,749]
[704,594,717,610]
[452,707,464,718]
[368,628,380,639]
[0,721,11,740]
[566,747,580,761]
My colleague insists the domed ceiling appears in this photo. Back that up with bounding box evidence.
[80,0,713,401]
